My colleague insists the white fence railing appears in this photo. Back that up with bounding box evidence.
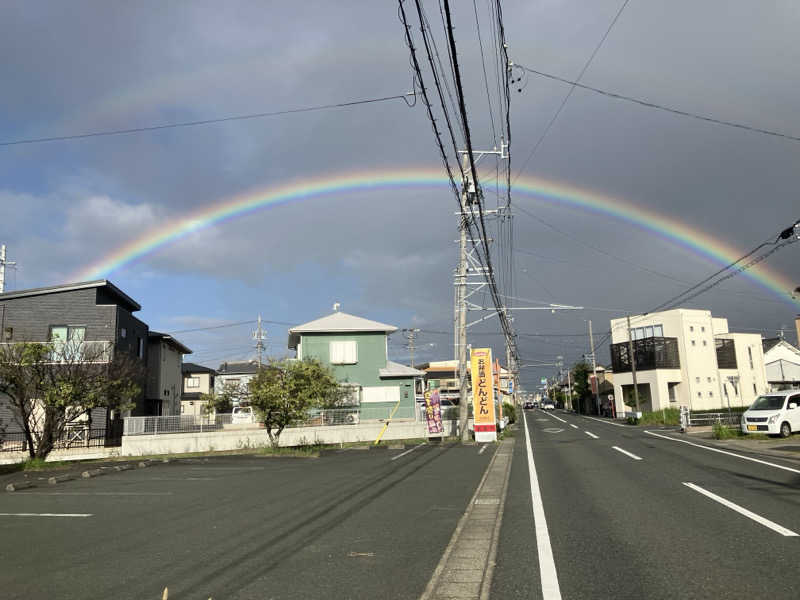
[123,404,423,436]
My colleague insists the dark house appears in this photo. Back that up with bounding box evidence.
[0,279,188,425]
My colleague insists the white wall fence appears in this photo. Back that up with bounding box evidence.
[118,404,463,456]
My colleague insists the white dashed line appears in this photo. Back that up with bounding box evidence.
[644,430,800,475]
[548,413,567,424]
[584,431,599,439]
[683,482,798,536]
[523,411,562,599]
[478,445,487,455]
[390,442,426,461]
[583,415,627,427]
[612,446,643,461]
[569,424,579,429]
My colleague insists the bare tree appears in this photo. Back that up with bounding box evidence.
[0,340,143,459]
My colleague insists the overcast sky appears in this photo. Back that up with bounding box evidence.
[1,0,798,387]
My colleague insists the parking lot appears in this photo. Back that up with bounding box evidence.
[0,445,492,600]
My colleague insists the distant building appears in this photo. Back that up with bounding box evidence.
[609,309,767,413]
[762,336,800,391]
[214,360,261,404]
[146,332,193,416]
[181,363,217,416]
[288,311,423,419]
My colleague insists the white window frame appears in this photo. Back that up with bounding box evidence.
[186,377,201,389]
[329,340,358,365]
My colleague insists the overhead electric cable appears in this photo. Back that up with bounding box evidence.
[1,92,416,147]
[515,64,800,144]
[514,0,630,182]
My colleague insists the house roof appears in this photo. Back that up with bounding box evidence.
[217,360,260,375]
[763,337,800,356]
[148,331,193,355]
[182,362,217,375]
[379,361,426,378]
[288,311,397,349]
[0,279,141,312]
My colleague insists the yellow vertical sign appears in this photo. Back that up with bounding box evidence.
[470,348,497,442]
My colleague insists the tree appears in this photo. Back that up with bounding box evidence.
[570,361,592,414]
[247,358,342,447]
[0,340,143,459]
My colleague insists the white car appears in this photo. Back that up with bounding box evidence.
[541,400,555,410]
[231,406,255,424]
[741,390,800,437]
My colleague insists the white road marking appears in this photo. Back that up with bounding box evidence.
[14,492,173,496]
[644,430,800,475]
[478,445,487,455]
[0,513,93,518]
[523,411,562,599]
[612,446,643,461]
[548,413,567,424]
[569,424,579,429]
[583,415,627,427]
[682,482,798,537]
[390,442,426,461]
[584,431,599,439]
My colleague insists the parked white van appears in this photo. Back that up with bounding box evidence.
[741,390,800,437]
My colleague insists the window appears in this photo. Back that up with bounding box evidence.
[630,325,664,340]
[3,326,12,341]
[709,391,713,398]
[330,340,358,364]
[707,377,712,383]
[120,327,127,339]
[362,386,400,403]
[748,347,754,369]
[697,392,702,398]
[224,378,241,388]
[695,377,700,383]
[701,326,705,332]
[49,325,85,342]
[653,325,663,337]
[702,340,707,346]
[186,377,200,389]
[691,340,696,346]
[690,326,694,332]
[753,383,757,394]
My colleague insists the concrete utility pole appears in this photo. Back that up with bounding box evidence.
[588,320,600,415]
[252,315,266,368]
[456,153,472,443]
[0,245,16,294]
[403,328,420,367]
[626,315,640,414]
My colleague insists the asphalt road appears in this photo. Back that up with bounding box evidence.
[493,409,800,599]
[0,444,491,600]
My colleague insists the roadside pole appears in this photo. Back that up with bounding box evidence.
[626,315,640,415]
[588,320,600,415]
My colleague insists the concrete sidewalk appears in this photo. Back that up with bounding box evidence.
[420,438,514,600]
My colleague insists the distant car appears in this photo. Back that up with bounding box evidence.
[231,406,255,424]
[523,401,534,410]
[741,390,800,437]
[541,400,555,410]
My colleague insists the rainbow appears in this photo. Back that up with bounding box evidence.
[73,168,799,307]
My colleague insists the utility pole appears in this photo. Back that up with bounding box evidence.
[403,328,420,367]
[0,245,17,294]
[626,315,640,414]
[456,152,472,443]
[252,314,266,368]
[588,320,600,415]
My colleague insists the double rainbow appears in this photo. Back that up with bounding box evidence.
[73,168,799,307]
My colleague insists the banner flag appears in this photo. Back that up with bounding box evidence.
[470,348,497,442]
[424,389,443,435]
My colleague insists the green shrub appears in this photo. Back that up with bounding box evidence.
[637,408,680,426]
[503,402,516,424]
[712,422,739,439]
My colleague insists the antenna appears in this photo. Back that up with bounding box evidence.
[252,314,267,368]
[0,245,17,293]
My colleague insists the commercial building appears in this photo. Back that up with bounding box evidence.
[609,309,767,413]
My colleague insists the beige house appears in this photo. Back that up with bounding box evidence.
[609,309,767,414]
[180,363,217,416]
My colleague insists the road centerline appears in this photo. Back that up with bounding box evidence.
[0,513,93,518]
[682,482,798,536]
[569,424,579,429]
[612,446,643,461]
[523,411,562,599]
[583,415,627,427]
[584,431,599,439]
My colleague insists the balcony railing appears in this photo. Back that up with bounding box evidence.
[610,336,680,373]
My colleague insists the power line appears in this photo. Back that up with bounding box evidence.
[515,64,800,144]
[0,92,415,147]
[514,0,630,182]
[165,318,295,335]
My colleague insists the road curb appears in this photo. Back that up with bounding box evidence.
[5,481,35,492]
[48,473,75,485]
[81,468,105,478]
